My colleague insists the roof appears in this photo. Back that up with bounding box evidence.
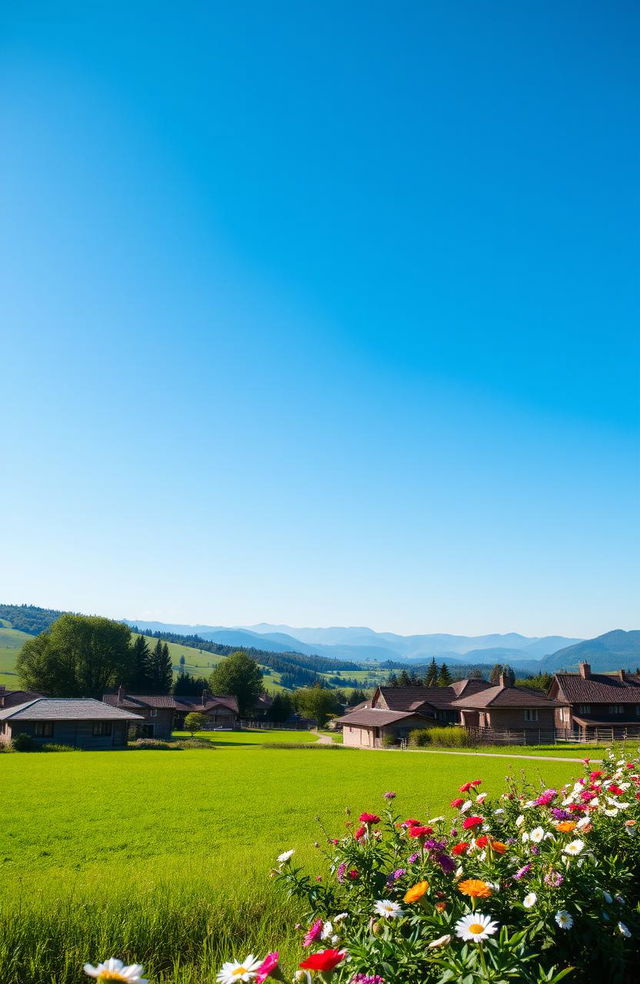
[103,693,239,714]
[0,698,143,722]
[336,707,429,727]
[0,689,43,709]
[451,685,565,710]
[376,680,492,713]
[553,673,640,704]
[572,715,640,727]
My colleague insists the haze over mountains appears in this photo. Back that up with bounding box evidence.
[127,620,586,668]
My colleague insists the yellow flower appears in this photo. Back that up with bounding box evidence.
[458,879,493,899]
[404,880,429,903]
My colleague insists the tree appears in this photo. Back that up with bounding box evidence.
[438,662,452,686]
[386,672,399,687]
[208,651,264,717]
[148,640,173,694]
[294,685,342,727]
[348,688,367,706]
[266,692,294,723]
[424,657,439,687]
[173,671,208,696]
[184,711,208,736]
[17,614,133,698]
[489,664,504,685]
[129,635,153,691]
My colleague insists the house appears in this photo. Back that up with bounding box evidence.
[548,663,640,738]
[0,686,43,708]
[0,698,142,749]
[450,673,567,736]
[102,688,239,738]
[337,678,492,748]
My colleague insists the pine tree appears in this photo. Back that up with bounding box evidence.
[387,672,399,687]
[129,634,152,691]
[489,663,504,685]
[438,662,452,686]
[425,657,439,687]
[397,669,412,687]
[149,639,173,693]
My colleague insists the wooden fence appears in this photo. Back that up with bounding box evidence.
[464,726,640,746]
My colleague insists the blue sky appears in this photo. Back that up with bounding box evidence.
[1,2,638,637]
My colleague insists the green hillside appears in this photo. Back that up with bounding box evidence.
[0,626,34,687]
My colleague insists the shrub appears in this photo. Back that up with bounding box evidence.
[409,726,475,748]
[11,733,36,752]
[409,728,432,747]
[263,742,352,750]
[382,732,398,748]
[184,711,208,736]
[129,738,181,751]
[269,749,640,984]
[40,743,81,753]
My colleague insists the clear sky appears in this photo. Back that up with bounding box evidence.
[1,2,638,638]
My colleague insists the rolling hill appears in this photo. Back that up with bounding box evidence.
[541,630,640,672]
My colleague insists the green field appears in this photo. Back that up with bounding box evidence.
[0,626,32,687]
[0,743,581,984]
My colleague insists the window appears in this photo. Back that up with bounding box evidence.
[149,709,158,718]
[524,709,539,722]
[578,704,591,714]
[608,705,624,715]
[34,722,53,738]
[92,722,113,736]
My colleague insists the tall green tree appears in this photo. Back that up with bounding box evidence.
[173,671,208,696]
[129,635,153,691]
[438,662,452,686]
[208,651,263,716]
[489,663,504,685]
[17,614,133,698]
[294,685,342,727]
[266,692,294,722]
[148,640,173,694]
[425,657,439,687]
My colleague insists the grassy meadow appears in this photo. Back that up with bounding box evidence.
[0,741,583,984]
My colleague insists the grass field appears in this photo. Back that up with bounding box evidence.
[0,626,32,687]
[0,743,582,984]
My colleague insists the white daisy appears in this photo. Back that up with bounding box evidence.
[428,934,452,948]
[604,808,619,817]
[563,840,584,856]
[217,956,262,983]
[333,913,348,923]
[277,850,295,864]
[515,815,525,827]
[320,921,334,940]
[374,899,404,919]
[494,808,505,815]
[84,960,147,983]
[618,921,632,937]
[455,912,499,942]
[460,800,472,813]
[530,827,545,843]
[576,817,591,829]
[428,816,445,824]
[555,910,574,930]
[523,892,537,909]
[476,793,487,804]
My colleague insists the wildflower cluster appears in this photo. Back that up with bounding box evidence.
[271,751,640,983]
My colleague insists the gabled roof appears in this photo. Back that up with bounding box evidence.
[0,698,143,722]
[553,673,640,704]
[451,685,565,710]
[102,693,239,714]
[336,707,430,727]
[376,680,492,713]
[0,689,43,709]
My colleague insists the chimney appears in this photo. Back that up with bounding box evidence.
[617,669,627,682]
[579,662,591,679]
[117,684,124,702]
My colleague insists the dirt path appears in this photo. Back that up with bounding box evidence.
[312,730,334,744]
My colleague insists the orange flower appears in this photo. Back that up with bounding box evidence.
[435,902,447,912]
[458,879,493,899]
[555,821,577,833]
[490,841,507,854]
[404,880,429,903]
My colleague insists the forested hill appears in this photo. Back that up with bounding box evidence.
[137,628,362,676]
[0,603,68,635]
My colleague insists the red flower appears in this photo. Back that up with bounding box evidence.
[359,812,380,824]
[450,798,465,808]
[354,825,367,840]
[589,770,604,780]
[299,950,346,972]
[408,824,433,839]
[608,784,624,796]
[475,835,489,848]
[462,815,483,830]
[347,869,359,880]
[470,779,482,787]
[459,782,473,792]
[401,818,421,827]
[451,841,470,855]
[635,792,640,801]
[256,953,279,983]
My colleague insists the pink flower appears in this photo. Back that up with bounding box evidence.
[383,792,396,799]
[303,920,323,947]
[354,825,367,840]
[450,798,465,808]
[256,953,279,983]
[359,812,381,824]
[462,815,484,830]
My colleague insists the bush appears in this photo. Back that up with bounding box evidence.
[409,726,475,748]
[271,749,640,984]
[263,742,352,750]
[129,738,181,751]
[40,743,81,753]
[184,711,208,736]
[11,733,36,752]
[382,732,398,748]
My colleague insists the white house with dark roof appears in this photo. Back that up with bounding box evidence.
[0,698,143,749]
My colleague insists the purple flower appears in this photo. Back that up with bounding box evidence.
[408,852,420,864]
[424,839,446,853]
[337,862,347,883]
[386,868,406,885]
[544,870,564,888]
[435,853,456,874]
[530,845,540,855]
[551,808,572,821]
[350,976,385,984]
[383,792,396,800]
[513,864,532,880]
